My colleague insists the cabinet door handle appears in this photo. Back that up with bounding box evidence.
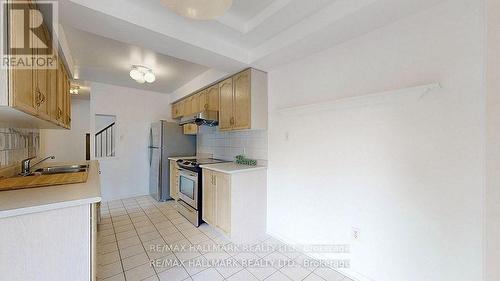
[35,87,42,107]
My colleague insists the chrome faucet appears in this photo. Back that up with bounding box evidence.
[21,156,55,176]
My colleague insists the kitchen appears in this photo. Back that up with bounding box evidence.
[0,1,499,281]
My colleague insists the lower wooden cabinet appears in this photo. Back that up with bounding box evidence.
[214,172,231,234]
[202,169,231,234]
[169,160,180,200]
[201,167,267,243]
[202,169,216,225]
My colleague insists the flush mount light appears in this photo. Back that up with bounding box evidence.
[129,65,156,84]
[70,86,80,95]
[160,0,233,20]
[144,71,156,83]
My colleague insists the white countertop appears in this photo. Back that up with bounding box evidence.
[0,161,102,218]
[200,162,267,174]
[168,156,197,161]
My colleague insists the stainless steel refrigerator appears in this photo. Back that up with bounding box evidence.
[148,121,196,201]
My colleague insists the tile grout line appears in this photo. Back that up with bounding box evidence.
[143,200,197,278]
[146,199,224,280]
[134,197,169,278]
[112,198,172,279]
[103,197,328,281]
[133,197,196,279]
[122,197,160,280]
[106,201,128,281]
[146,199,195,279]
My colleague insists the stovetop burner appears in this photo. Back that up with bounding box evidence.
[176,158,227,171]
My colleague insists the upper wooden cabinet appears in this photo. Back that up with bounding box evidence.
[170,68,267,132]
[231,70,251,130]
[172,102,181,118]
[219,69,267,131]
[190,94,200,115]
[56,61,65,124]
[48,66,58,121]
[182,124,198,135]
[3,0,72,129]
[198,89,208,112]
[207,84,219,111]
[218,77,233,131]
[63,68,71,128]
[54,60,71,129]
[7,1,36,116]
[33,24,50,122]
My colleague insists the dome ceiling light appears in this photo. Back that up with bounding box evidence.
[129,65,156,84]
[160,0,233,20]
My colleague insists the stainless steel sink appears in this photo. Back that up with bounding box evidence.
[33,164,90,175]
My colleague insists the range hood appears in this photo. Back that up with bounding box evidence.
[179,110,219,127]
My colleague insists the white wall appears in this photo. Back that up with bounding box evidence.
[485,0,500,280]
[90,82,171,201]
[41,99,90,163]
[267,1,484,281]
[197,126,267,162]
[95,115,116,133]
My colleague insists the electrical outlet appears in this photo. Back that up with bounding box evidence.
[352,227,360,240]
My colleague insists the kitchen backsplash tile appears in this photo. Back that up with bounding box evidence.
[197,126,268,163]
[0,128,40,170]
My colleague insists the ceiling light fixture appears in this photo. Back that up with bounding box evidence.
[129,65,156,84]
[160,0,233,20]
[70,86,80,95]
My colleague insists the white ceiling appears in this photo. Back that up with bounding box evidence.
[62,25,208,93]
[56,0,447,94]
[220,0,276,23]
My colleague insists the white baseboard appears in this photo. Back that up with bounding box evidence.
[266,230,375,281]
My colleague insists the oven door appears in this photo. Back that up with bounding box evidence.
[178,168,198,209]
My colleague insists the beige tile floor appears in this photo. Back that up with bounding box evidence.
[97,196,353,281]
